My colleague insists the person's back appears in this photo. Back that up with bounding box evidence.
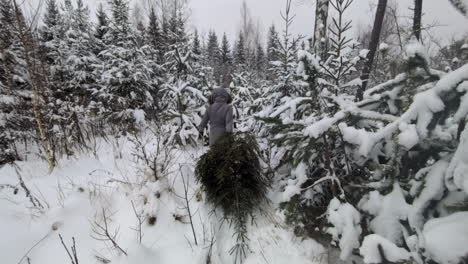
[199,88,233,145]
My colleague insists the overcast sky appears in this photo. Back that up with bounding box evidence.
[188,0,468,44]
[67,0,468,45]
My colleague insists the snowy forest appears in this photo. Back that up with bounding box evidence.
[1,0,468,263]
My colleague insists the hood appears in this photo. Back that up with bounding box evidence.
[211,88,231,104]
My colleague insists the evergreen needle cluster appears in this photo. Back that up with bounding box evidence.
[195,132,269,263]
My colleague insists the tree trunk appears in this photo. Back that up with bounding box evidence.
[413,0,423,40]
[357,0,388,101]
[313,0,330,58]
[12,0,55,171]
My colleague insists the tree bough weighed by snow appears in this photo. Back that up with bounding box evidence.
[195,132,269,263]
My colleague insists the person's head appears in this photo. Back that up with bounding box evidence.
[210,88,232,104]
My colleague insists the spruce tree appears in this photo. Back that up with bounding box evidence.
[266,24,279,63]
[0,0,14,71]
[176,8,187,44]
[206,30,221,82]
[40,0,66,101]
[0,0,31,164]
[234,31,246,70]
[73,0,89,32]
[255,43,266,78]
[40,0,62,63]
[192,29,202,57]
[257,0,365,239]
[162,39,209,146]
[108,0,131,44]
[220,33,233,86]
[159,5,209,146]
[167,9,179,48]
[230,71,256,122]
[136,21,146,47]
[160,15,169,61]
[95,4,109,41]
[97,0,160,128]
[42,0,60,41]
[63,0,96,102]
[43,0,97,155]
[147,7,161,51]
[206,30,220,63]
[221,33,232,64]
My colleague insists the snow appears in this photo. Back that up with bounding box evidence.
[359,184,410,245]
[359,191,383,215]
[0,95,16,104]
[398,123,419,149]
[454,81,468,122]
[359,49,370,58]
[326,198,362,260]
[363,73,407,99]
[434,63,468,94]
[379,43,389,52]
[270,97,311,118]
[405,39,427,60]
[297,50,321,80]
[360,234,411,263]
[446,126,468,194]
[343,77,363,88]
[280,162,308,203]
[401,89,445,138]
[348,63,468,160]
[339,123,376,157]
[303,112,345,138]
[133,109,146,125]
[243,218,326,264]
[114,245,161,264]
[423,212,468,264]
[0,136,328,264]
[409,160,449,231]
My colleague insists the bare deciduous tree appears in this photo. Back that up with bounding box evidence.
[413,0,423,40]
[239,0,262,51]
[313,0,330,57]
[11,0,55,170]
[357,0,388,100]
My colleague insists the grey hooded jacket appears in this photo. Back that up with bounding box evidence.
[199,88,234,145]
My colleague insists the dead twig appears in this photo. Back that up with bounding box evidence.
[17,231,52,264]
[91,209,127,256]
[58,234,79,264]
[130,201,145,244]
[179,165,198,245]
[15,168,43,209]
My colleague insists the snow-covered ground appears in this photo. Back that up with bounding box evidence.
[0,136,325,264]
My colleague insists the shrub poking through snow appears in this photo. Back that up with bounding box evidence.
[195,132,269,263]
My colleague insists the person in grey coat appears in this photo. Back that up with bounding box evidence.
[198,88,234,145]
